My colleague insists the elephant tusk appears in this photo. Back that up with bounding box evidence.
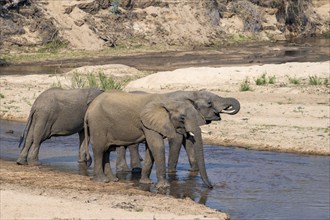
[221,109,236,114]
[188,131,195,137]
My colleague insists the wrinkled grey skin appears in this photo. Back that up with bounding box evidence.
[17,88,103,166]
[83,91,213,188]
[116,90,240,173]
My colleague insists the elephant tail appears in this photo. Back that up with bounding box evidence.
[18,109,34,148]
[84,114,91,163]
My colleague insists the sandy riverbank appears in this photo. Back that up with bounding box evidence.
[1,61,329,155]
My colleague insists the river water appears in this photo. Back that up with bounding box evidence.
[1,38,329,75]
[1,119,329,219]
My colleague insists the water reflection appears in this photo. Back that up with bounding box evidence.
[0,119,329,220]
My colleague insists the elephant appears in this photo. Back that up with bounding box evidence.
[83,90,214,188]
[115,90,240,173]
[17,87,103,166]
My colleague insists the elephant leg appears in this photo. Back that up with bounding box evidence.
[104,149,118,182]
[17,131,33,165]
[144,129,169,189]
[92,146,110,183]
[185,138,199,171]
[116,146,130,173]
[167,134,184,173]
[28,117,50,165]
[140,145,153,184]
[128,144,142,173]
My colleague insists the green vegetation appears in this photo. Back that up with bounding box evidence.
[0,93,4,99]
[51,80,62,88]
[71,72,87,88]
[268,75,276,84]
[240,77,252,91]
[288,76,301,85]
[70,71,125,90]
[226,33,255,44]
[323,31,330,39]
[110,0,121,15]
[255,73,267,85]
[38,39,68,53]
[255,73,276,85]
[308,75,322,85]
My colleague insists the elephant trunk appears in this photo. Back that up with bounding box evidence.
[189,127,213,189]
[215,97,240,115]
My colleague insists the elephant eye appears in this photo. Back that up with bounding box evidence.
[179,114,185,122]
[207,101,212,107]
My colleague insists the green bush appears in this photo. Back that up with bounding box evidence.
[255,73,276,85]
[98,72,123,90]
[71,72,86,88]
[86,73,98,88]
[308,75,322,85]
[70,71,123,90]
[288,76,301,85]
[240,78,252,91]
[268,75,276,84]
[255,73,267,85]
[324,31,330,39]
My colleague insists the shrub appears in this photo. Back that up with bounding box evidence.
[255,73,268,85]
[39,39,68,53]
[324,31,330,39]
[69,71,124,90]
[240,78,252,91]
[98,72,123,90]
[288,76,301,85]
[308,75,322,85]
[255,73,276,85]
[86,73,98,88]
[268,75,276,84]
[110,0,121,15]
[71,71,86,88]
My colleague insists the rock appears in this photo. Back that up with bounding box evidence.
[74,19,84,27]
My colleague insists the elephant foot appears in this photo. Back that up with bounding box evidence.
[29,160,41,166]
[16,158,28,165]
[93,175,111,183]
[139,177,152,185]
[156,180,170,189]
[108,176,119,182]
[131,167,142,174]
[116,165,131,173]
[167,168,177,174]
[78,158,92,168]
[189,166,199,172]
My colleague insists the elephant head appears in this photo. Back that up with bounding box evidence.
[140,100,213,188]
[197,91,240,123]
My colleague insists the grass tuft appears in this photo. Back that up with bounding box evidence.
[69,71,124,90]
[308,75,322,85]
[240,77,252,91]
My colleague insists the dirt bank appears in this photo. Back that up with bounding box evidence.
[1,0,329,52]
[0,160,228,220]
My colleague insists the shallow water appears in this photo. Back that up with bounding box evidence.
[1,119,329,219]
[1,38,329,75]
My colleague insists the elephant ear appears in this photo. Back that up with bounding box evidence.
[180,100,206,126]
[140,102,176,139]
[86,89,103,105]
